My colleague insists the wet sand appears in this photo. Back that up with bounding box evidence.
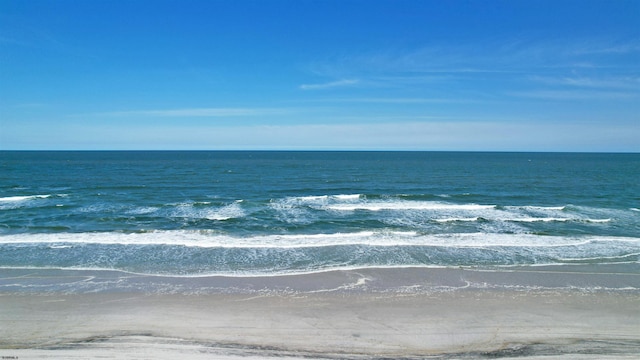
[1,267,639,359]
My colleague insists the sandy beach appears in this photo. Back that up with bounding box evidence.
[1,267,639,359]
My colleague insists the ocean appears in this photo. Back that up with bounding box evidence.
[1,151,639,286]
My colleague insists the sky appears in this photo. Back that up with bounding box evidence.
[1,0,638,151]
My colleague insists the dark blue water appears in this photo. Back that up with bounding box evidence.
[1,151,639,276]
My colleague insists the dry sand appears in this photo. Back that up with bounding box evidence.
[1,267,639,359]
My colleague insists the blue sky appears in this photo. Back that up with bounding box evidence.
[1,0,638,151]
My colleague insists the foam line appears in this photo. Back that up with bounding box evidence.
[0,231,637,249]
[326,202,495,211]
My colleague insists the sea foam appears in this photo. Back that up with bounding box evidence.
[325,201,495,211]
[0,194,52,202]
[1,230,637,249]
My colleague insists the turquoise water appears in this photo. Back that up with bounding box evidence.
[0,151,639,276]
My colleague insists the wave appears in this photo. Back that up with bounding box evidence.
[434,217,481,223]
[0,264,454,278]
[125,206,160,215]
[310,198,617,224]
[1,230,637,249]
[272,195,593,220]
[281,194,363,203]
[1,233,638,278]
[510,205,567,211]
[162,200,246,221]
[1,231,638,277]
[433,216,611,224]
[0,194,53,202]
[0,194,68,210]
[326,202,495,211]
[556,252,640,263]
[509,217,611,223]
[0,193,70,202]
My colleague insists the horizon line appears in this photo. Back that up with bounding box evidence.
[1,149,638,154]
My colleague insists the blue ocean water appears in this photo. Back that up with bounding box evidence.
[0,151,639,276]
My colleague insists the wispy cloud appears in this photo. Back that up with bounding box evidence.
[529,76,640,89]
[300,97,477,104]
[90,107,288,118]
[516,74,640,100]
[508,89,638,101]
[299,79,359,90]
[14,102,48,108]
[309,38,640,81]
[570,41,640,55]
[0,36,29,46]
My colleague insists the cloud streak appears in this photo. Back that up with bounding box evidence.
[509,90,638,101]
[300,97,477,104]
[310,38,640,81]
[299,79,359,90]
[528,76,640,89]
[90,108,288,118]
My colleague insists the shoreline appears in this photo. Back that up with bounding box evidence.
[1,266,639,358]
[1,263,638,294]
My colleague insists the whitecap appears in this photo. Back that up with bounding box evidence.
[295,195,329,202]
[282,194,362,203]
[580,218,612,223]
[269,199,315,224]
[203,202,245,221]
[434,217,480,223]
[48,244,72,249]
[332,194,362,200]
[512,205,567,211]
[126,206,160,215]
[0,194,51,202]
[168,201,245,221]
[508,217,571,223]
[326,201,495,211]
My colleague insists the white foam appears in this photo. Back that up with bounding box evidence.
[509,217,571,223]
[511,205,567,211]
[285,194,362,203]
[295,195,329,202]
[492,215,611,224]
[556,252,640,262]
[326,201,494,211]
[332,194,362,200]
[581,218,612,223]
[0,194,51,202]
[270,195,363,224]
[48,244,72,249]
[126,206,160,215]
[169,201,245,221]
[203,201,245,221]
[269,199,315,224]
[500,217,609,223]
[271,196,614,229]
[271,197,623,232]
[3,262,640,280]
[0,264,458,278]
[435,216,602,223]
[1,231,636,249]
[435,217,480,223]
